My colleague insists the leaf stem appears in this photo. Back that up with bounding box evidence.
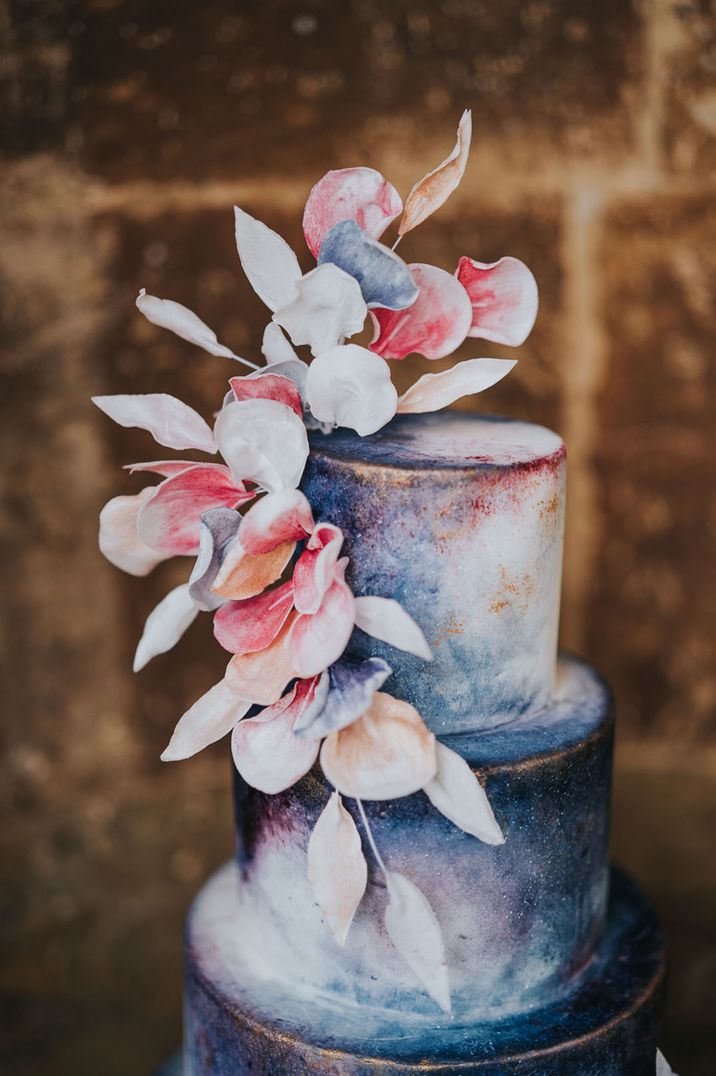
[230,352,261,371]
[355,798,387,876]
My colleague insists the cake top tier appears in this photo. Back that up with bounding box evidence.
[309,412,564,471]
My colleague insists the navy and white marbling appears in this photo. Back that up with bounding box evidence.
[301,412,566,734]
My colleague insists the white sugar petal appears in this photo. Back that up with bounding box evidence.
[261,322,300,365]
[214,398,309,492]
[161,678,251,761]
[306,343,397,436]
[93,393,216,454]
[273,265,367,356]
[424,743,504,844]
[397,358,516,414]
[135,289,235,358]
[354,595,432,660]
[133,583,200,672]
[99,488,169,577]
[234,207,302,312]
[307,792,368,945]
[384,871,451,1013]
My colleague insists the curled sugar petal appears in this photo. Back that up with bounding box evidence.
[136,464,250,557]
[99,488,170,577]
[456,255,538,346]
[211,539,295,601]
[234,206,302,312]
[370,264,472,361]
[213,580,294,654]
[354,595,433,660]
[303,167,403,258]
[161,678,251,761]
[124,460,204,478]
[320,691,437,800]
[225,613,298,705]
[292,523,344,614]
[231,678,322,794]
[261,321,300,366]
[308,793,368,945]
[398,109,471,237]
[93,393,217,454]
[214,397,309,492]
[397,358,516,414]
[133,583,200,672]
[188,507,242,611]
[229,371,303,417]
[290,562,356,678]
[317,220,418,310]
[239,490,315,556]
[306,344,397,436]
[135,289,235,358]
[273,265,367,356]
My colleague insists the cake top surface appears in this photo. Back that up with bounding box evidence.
[309,412,564,471]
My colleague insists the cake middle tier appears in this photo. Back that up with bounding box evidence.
[302,412,566,734]
[232,657,611,1021]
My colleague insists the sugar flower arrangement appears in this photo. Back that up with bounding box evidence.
[94,112,539,1012]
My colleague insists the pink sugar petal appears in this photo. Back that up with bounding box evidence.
[370,264,472,361]
[136,465,252,557]
[239,490,315,556]
[293,523,344,614]
[225,613,298,705]
[161,678,252,761]
[99,488,170,577]
[229,371,303,417]
[124,460,206,478]
[213,580,295,654]
[231,677,322,794]
[290,564,356,678]
[303,167,403,258]
[456,255,538,346]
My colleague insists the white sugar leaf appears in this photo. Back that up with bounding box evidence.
[398,110,472,237]
[424,742,504,845]
[161,678,251,761]
[234,207,302,312]
[133,583,200,672]
[384,871,451,1013]
[397,358,516,414]
[92,393,217,454]
[214,397,309,492]
[273,264,367,356]
[261,322,300,365]
[306,344,397,436]
[656,1051,678,1076]
[135,289,235,358]
[307,792,368,945]
[354,596,432,660]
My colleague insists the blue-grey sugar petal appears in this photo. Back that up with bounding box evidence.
[317,220,419,311]
[294,655,392,739]
[188,507,242,611]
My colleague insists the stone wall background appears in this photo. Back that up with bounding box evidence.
[2,1,715,1072]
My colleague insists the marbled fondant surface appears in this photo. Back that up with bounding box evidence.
[230,658,612,1021]
[184,867,664,1074]
[302,413,566,733]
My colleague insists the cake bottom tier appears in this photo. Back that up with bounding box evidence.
[183,864,665,1076]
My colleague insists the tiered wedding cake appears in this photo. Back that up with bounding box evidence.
[94,114,670,1075]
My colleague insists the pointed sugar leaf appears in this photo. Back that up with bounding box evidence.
[291,562,356,678]
[239,490,315,556]
[213,580,294,655]
[136,464,250,557]
[93,393,217,454]
[321,691,436,800]
[212,539,295,601]
[231,677,322,793]
[214,398,309,492]
[354,596,433,660]
[303,166,403,257]
[424,743,505,844]
[234,206,302,312]
[397,358,516,414]
[295,656,392,739]
[99,489,170,577]
[384,871,451,1012]
[398,109,471,237]
[125,460,201,478]
[133,583,200,672]
[656,1051,678,1076]
[308,793,368,945]
[306,344,397,436]
[135,289,235,358]
[370,264,472,361]
[229,371,303,417]
[293,523,344,614]
[225,613,298,705]
[456,256,538,346]
[188,507,242,611]
[318,220,418,310]
[161,678,251,761]
[273,265,367,356]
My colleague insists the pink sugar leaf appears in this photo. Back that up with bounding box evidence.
[92,393,217,454]
[303,167,403,258]
[398,110,472,237]
[290,562,356,678]
[239,490,315,556]
[161,677,252,761]
[456,256,538,346]
[213,580,295,655]
[370,264,472,361]
[133,583,200,672]
[397,358,516,414]
[292,523,344,615]
[136,464,250,557]
[307,792,368,945]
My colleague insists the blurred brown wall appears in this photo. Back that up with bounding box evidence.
[1,2,715,1073]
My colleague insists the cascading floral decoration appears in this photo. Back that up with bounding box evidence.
[94,112,541,1012]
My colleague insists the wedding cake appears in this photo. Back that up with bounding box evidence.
[94,114,672,1075]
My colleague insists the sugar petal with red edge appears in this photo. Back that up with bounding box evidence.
[225,613,298,705]
[231,677,322,794]
[214,397,309,493]
[239,490,315,556]
[397,358,516,414]
[234,206,302,312]
[161,678,252,761]
[135,289,235,359]
[456,256,538,346]
[398,110,471,237]
[370,264,472,361]
[229,371,303,417]
[213,580,294,654]
[317,220,418,311]
[92,393,217,454]
[306,344,397,436]
[303,167,402,258]
[291,560,356,678]
[136,464,250,557]
[99,488,170,576]
[292,523,344,614]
